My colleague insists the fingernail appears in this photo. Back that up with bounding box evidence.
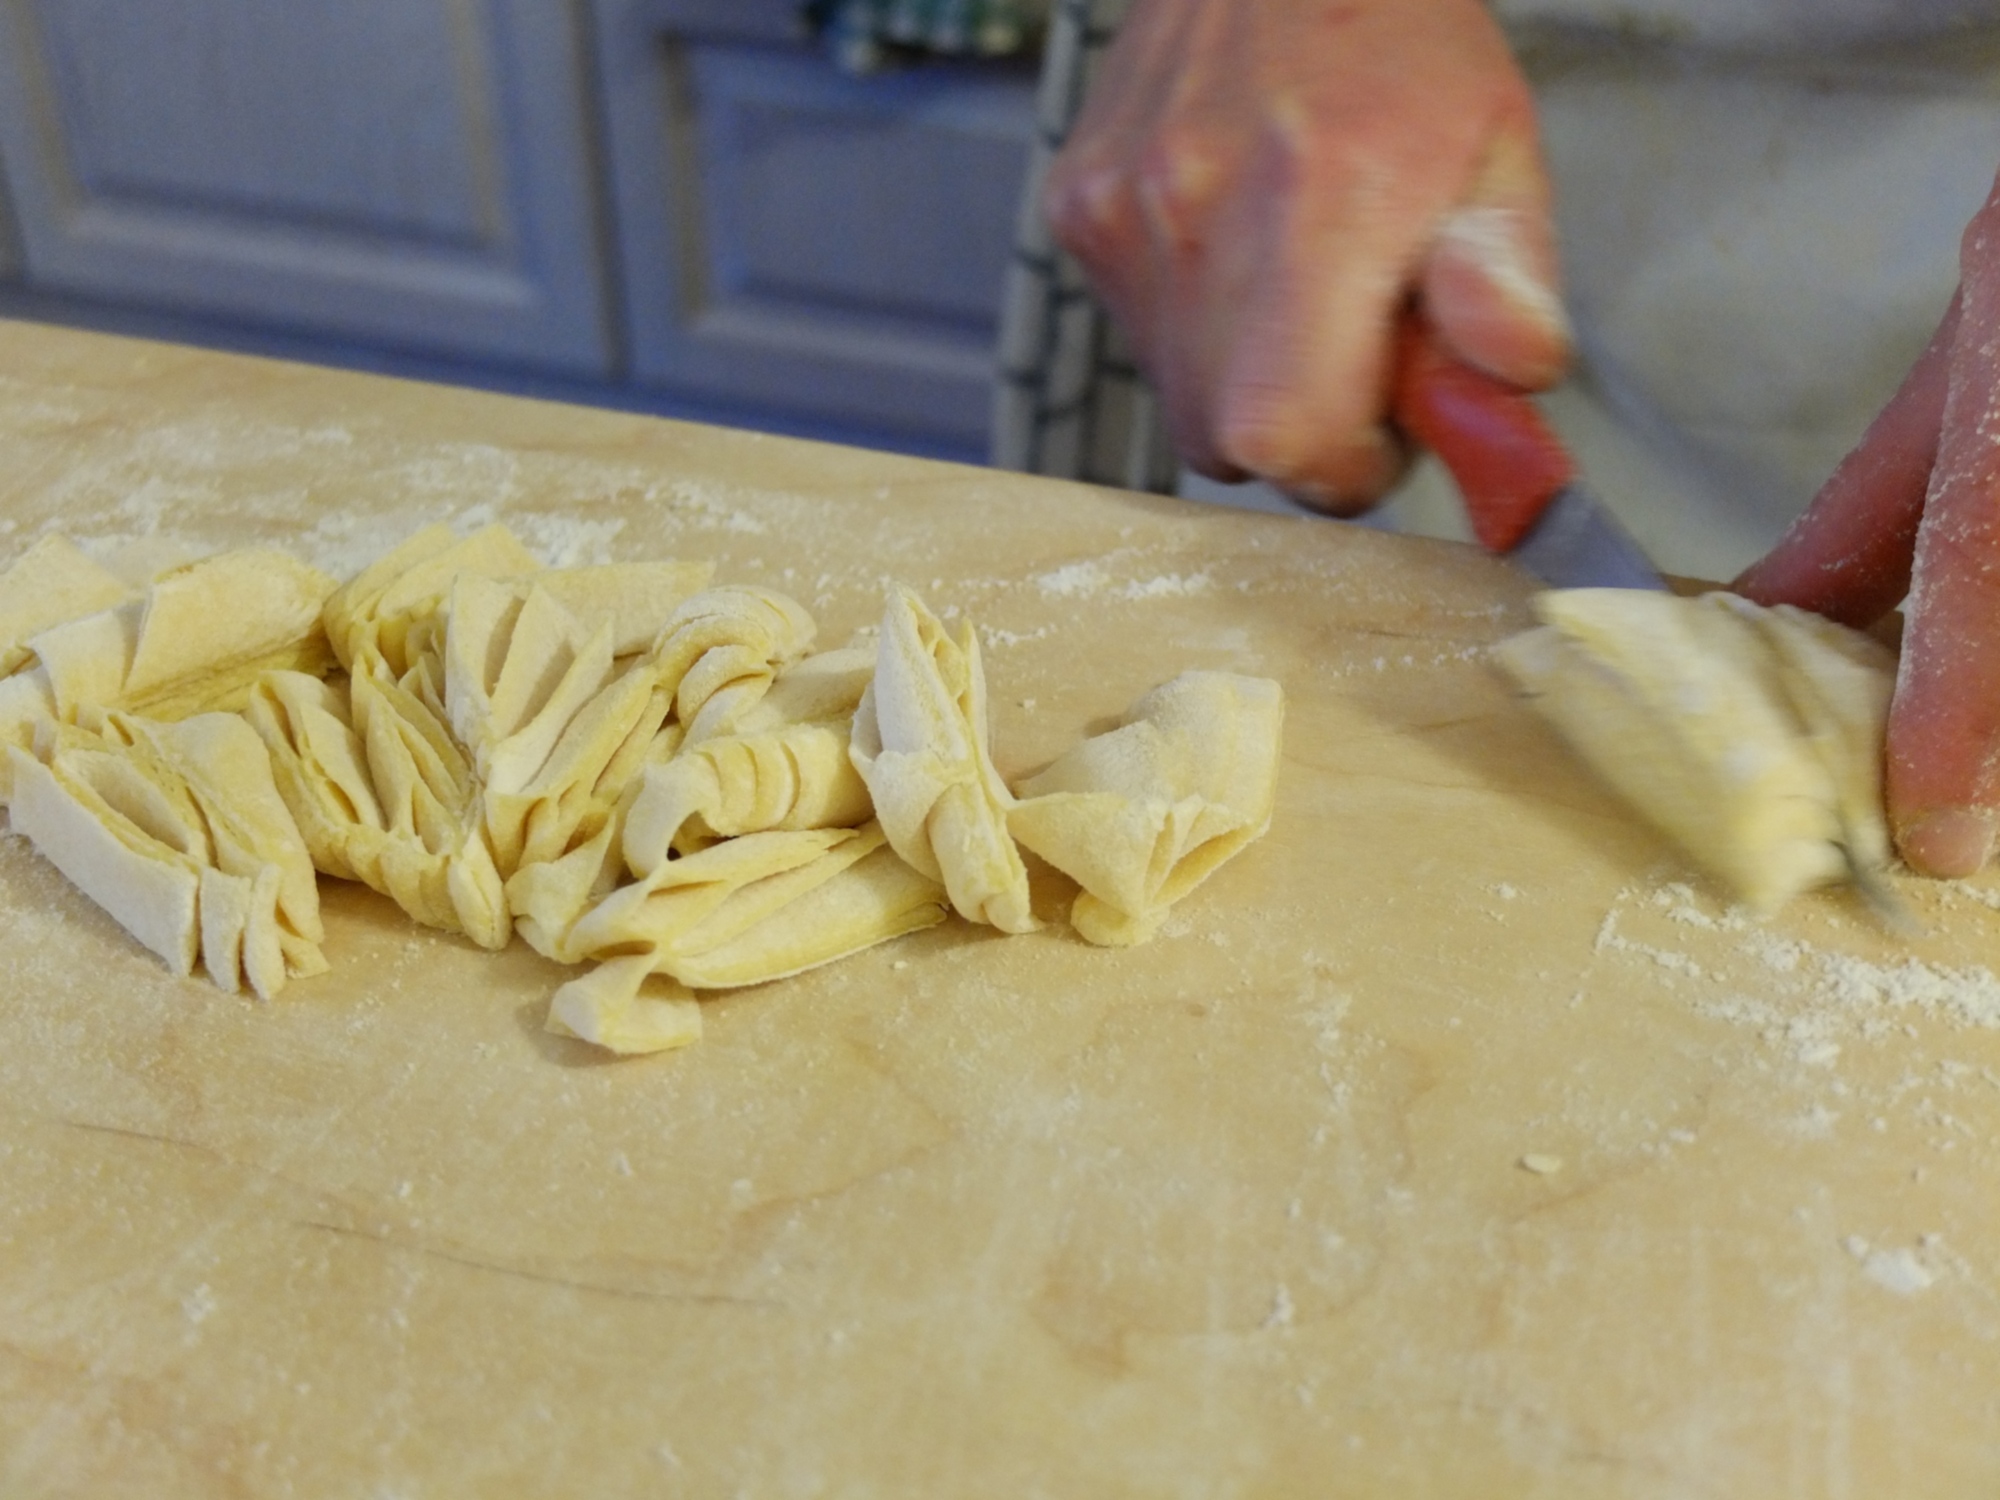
[1897,808,1997,878]
[1437,207,1571,342]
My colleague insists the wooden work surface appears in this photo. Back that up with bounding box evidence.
[2,319,1998,1498]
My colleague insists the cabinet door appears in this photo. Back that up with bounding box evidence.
[0,0,613,373]
[595,0,1037,453]
[0,149,18,279]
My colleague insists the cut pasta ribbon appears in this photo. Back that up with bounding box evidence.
[1009,672,1285,945]
[851,585,1035,933]
[1493,588,1896,915]
[0,528,1287,1052]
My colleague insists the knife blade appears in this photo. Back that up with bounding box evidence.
[1390,312,1667,592]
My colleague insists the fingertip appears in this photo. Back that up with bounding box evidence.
[1182,450,1252,485]
[1275,428,1411,517]
[1210,345,1407,502]
[1895,808,1997,879]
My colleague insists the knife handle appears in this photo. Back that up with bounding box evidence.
[1390,311,1575,553]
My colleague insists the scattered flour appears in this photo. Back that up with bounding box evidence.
[1593,911,1709,980]
[501,513,627,568]
[1843,1235,1937,1296]
[1262,1284,1297,1329]
[181,1283,218,1324]
[1588,873,2000,1151]
[1816,953,2000,1029]
[1602,884,2000,1036]
[1031,555,1212,603]
[1116,572,1211,601]
[1035,560,1108,598]
[1951,884,2000,912]
[982,624,1054,650]
[1649,882,1751,933]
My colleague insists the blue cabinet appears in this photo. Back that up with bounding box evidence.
[0,0,1041,458]
[596,0,1038,451]
[0,0,614,373]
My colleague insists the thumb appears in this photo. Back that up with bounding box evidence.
[1420,128,1571,390]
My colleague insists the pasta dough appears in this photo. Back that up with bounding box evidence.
[0,534,132,677]
[541,824,949,1054]
[1009,672,1286,946]
[0,526,1286,1056]
[9,711,326,998]
[850,585,1036,933]
[322,522,541,676]
[653,585,818,745]
[622,647,875,866]
[246,668,509,947]
[0,547,336,797]
[1493,588,1896,914]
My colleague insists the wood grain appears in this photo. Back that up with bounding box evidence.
[1,319,1998,1498]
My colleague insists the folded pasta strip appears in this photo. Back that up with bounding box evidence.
[9,711,326,998]
[247,665,509,948]
[542,824,948,1054]
[0,547,337,799]
[1493,589,1897,914]
[0,527,1288,1053]
[653,585,818,745]
[0,534,132,677]
[1009,672,1285,946]
[623,646,876,867]
[851,585,1035,933]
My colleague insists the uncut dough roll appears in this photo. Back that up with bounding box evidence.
[1492,588,1896,914]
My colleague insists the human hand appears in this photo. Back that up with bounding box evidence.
[1733,171,2000,878]
[1042,0,1571,514]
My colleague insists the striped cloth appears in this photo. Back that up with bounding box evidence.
[806,0,1049,72]
[989,0,1178,493]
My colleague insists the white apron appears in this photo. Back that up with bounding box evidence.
[1377,1,2000,578]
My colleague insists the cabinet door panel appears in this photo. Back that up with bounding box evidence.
[0,150,17,278]
[0,0,611,372]
[701,51,1030,332]
[598,0,1036,451]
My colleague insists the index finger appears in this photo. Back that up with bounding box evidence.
[1887,194,2000,876]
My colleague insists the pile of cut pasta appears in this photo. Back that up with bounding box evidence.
[0,525,1284,1053]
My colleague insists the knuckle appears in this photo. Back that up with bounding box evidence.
[1043,156,1131,263]
[1132,131,1223,246]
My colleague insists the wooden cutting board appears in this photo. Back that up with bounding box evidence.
[3,319,1998,1498]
